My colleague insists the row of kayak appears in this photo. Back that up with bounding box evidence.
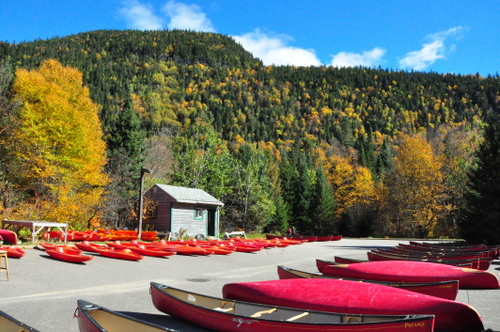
[37,237,308,263]
[43,229,159,242]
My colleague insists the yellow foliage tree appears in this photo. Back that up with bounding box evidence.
[383,133,445,237]
[322,150,376,235]
[8,59,109,228]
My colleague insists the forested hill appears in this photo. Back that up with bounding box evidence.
[2,29,500,238]
[1,29,499,146]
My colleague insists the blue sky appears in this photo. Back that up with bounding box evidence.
[1,0,498,76]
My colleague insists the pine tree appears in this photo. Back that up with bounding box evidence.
[458,114,500,244]
[103,87,146,228]
[310,163,337,235]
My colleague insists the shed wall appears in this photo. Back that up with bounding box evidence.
[171,203,208,236]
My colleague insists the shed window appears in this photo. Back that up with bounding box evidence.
[194,208,204,219]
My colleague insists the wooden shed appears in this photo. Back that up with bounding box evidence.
[144,184,224,238]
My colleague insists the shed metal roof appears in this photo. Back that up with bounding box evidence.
[153,184,224,206]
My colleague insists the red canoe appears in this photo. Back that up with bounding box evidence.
[316,258,348,272]
[222,278,483,332]
[45,247,94,263]
[76,299,177,332]
[93,247,143,261]
[0,245,26,258]
[150,282,435,332]
[367,250,490,270]
[0,309,41,332]
[277,265,459,300]
[322,260,500,289]
[0,229,18,244]
[333,256,366,264]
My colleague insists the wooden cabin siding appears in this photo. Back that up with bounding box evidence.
[145,188,172,231]
[171,203,207,236]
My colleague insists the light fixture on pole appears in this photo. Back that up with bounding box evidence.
[138,167,152,240]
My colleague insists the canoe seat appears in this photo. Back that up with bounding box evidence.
[0,251,9,281]
[213,307,234,312]
[286,312,309,321]
[250,308,277,317]
[344,316,362,323]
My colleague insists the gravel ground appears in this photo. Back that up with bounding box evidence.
[1,238,499,332]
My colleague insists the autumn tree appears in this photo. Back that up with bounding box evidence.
[6,59,108,228]
[323,149,376,237]
[383,133,445,237]
[458,114,500,245]
[427,123,481,236]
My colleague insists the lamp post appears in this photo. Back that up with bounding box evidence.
[138,167,152,240]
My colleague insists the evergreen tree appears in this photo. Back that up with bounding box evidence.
[310,163,337,235]
[458,114,500,244]
[103,87,146,228]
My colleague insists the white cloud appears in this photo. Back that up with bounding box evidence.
[399,26,468,70]
[330,47,386,68]
[120,0,163,30]
[162,0,215,32]
[233,29,321,66]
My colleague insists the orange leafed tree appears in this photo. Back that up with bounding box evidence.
[7,59,109,228]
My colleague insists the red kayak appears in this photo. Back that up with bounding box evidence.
[128,245,177,257]
[39,242,83,254]
[75,241,107,253]
[223,278,483,332]
[150,282,435,332]
[277,265,459,300]
[0,245,25,258]
[322,260,500,289]
[93,247,143,261]
[45,247,94,263]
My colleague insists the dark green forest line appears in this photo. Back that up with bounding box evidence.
[1,29,499,243]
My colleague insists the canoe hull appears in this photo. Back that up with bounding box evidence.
[0,310,40,331]
[76,299,177,332]
[223,278,483,332]
[323,260,500,289]
[151,282,435,332]
[0,229,18,244]
[277,265,459,300]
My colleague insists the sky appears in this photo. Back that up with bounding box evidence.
[1,0,499,76]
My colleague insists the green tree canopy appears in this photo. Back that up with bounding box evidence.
[458,114,500,244]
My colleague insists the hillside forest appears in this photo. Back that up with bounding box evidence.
[0,30,499,243]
